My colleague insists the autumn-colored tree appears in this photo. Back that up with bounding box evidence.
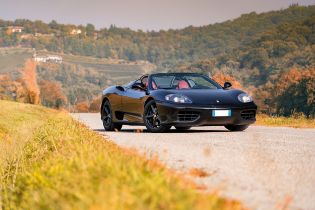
[39,80,67,109]
[0,74,13,100]
[261,68,315,116]
[0,74,27,102]
[21,59,40,104]
[13,79,28,102]
[89,97,101,112]
[75,101,89,113]
[212,72,243,89]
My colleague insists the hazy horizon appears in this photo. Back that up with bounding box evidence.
[0,0,315,31]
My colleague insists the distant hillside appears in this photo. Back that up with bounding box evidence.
[0,48,156,109]
[0,4,314,67]
[180,13,315,82]
[36,53,156,104]
[0,4,314,116]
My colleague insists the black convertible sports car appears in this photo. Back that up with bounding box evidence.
[101,73,257,132]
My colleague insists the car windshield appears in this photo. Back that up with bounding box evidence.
[150,74,222,90]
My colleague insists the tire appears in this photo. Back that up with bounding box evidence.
[224,125,249,132]
[143,100,171,133]
[175,126,191,130]
[102,100,122,131]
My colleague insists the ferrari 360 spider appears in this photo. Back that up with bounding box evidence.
[101,73,257,132]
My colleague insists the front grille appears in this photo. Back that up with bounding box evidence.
[177,111,200,122]
[241,110,256,120]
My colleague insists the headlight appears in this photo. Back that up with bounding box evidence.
[165,94,192,103]
[238,93,253,103]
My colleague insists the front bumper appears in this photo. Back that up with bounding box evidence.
[156,101,257,127]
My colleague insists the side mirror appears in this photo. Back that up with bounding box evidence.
[116,86,125,91]
[223,82,232,89]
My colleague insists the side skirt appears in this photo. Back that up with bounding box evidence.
[114,121,145,126]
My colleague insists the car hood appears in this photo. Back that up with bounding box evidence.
[154,89,246,106]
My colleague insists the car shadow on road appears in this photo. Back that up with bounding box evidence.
[93,128,229,133]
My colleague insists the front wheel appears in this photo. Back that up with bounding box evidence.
[102,100,122,131]
[144,100,171,133]
[224,125,249,132]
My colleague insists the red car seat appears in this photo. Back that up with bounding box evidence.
[177,80,190,89]
[146,81,158,90]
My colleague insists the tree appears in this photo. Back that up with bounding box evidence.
[0,74,14,100]
[86,23,95,37]
[39,80,67,109]
[89,97,101,112]
[262,68,315,117]
[21,59,40,104]
[212,72,243,89]
[49,20,58,30]
[75,101,89,112]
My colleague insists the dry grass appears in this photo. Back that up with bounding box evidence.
[0,100,244,210]
[255,114,315,128]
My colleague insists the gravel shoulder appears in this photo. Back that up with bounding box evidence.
[72,113,315,210]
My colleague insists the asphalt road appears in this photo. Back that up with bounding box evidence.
[72,113,315,210]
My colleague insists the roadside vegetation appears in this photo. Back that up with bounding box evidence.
[0,100,243,210]
[256,114,315,128]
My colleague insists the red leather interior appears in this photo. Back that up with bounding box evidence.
[177,80,190,89]
[152,81,157,90]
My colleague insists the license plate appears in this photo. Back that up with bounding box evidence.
[212,110,231,117]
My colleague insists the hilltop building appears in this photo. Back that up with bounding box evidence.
[33,53,62,63]
[20,34,34,39]
[35,33,54,37]
[6,26,24,34]
[70,29,82,35]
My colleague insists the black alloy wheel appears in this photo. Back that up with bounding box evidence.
[102,100,122,131]
[144,100,170,133]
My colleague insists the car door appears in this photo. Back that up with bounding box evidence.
[121,86,147,122]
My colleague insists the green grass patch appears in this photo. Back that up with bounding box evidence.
[256,114,315,128]
[0,48,33,74]
[0,100,242,210]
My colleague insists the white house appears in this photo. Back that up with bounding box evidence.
[46,55,62,63]
[34,54,62,63]
[34,55,47,62]
[70,29,82,35]
[6,26,24,34]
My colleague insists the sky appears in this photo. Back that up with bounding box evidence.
[0,0,314,31]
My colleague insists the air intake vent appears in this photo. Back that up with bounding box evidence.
[177,111,200,122]
[241,110,256,120]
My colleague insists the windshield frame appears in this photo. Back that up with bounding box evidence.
[147,73,222,90]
